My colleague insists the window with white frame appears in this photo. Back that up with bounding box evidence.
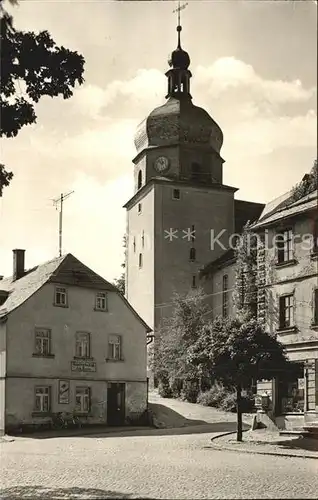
[279,294,294,329]
[277,229,294,264]
[54,286,68,306]
[75,332,90,358]
[34,328,51,356]
[95,292,107,311]
[75,387,90,413]
[108,334,122,360]
[35,386,51,412]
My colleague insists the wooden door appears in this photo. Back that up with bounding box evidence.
[107,383,125,426]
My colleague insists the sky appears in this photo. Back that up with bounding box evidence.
[0,0,317,282]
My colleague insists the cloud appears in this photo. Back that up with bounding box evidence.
[195,57,316,104]
[72,69,165,119]
[225,109,317,158]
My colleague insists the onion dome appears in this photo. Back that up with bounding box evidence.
[134,98,223,155]
[134,20,223,156]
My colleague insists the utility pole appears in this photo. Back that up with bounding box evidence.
[53,191,74,257]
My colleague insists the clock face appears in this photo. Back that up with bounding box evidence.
[154,156,169,173]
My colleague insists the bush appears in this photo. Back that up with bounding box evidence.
[219,391,237,412]
[180,380,200,403]
[158,379,172,398]
[170,378,183,398]
[220,391,255,413]
[197,382,227,408]
[197,383,256,413]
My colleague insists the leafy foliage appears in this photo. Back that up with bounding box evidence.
[112,234,127,295]
[196,381,227,408]
[187,316,288,389]
[233,223,258,319]
[150,288,209,392]
[187,315,289,440]
[0,0,85,195]
[0,164,13,196]
[289,159,317,203]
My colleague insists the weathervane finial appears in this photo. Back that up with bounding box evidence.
[172,1,188,49]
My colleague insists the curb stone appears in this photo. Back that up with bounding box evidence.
[209,431,318,460]
[0,435,15,443]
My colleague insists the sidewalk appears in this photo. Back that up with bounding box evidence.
[209,429,318,459]
[1,425,152,442]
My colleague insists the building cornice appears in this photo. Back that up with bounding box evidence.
[123,178,238,210]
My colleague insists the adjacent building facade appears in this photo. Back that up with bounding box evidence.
[201,188,318,428]
[0,250,151,434]
[253,189,318,428]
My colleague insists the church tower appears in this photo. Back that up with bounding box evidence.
[124,20,237,332]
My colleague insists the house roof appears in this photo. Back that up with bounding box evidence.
[252,189,317,229]
[200,248,236,278]
[0,253,152,332]
[257,189,294,222]
[234,199,265,233]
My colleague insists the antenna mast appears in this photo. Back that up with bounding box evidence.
[53,191,74,257]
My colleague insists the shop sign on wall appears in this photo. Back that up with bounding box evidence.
[71,359,96,372]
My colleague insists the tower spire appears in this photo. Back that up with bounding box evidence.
[166,1,191,100]
[173,1,188,49]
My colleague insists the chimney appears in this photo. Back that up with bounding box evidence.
[13,249,25,281]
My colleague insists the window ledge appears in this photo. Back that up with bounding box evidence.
[31,412,51,417]
[73,356,95,361]
[105,358,125,363]
[94,308,108,312]
[275,259,297,269]
[53,303,69,308]
[277,326,298,334]
[32,353,55,359]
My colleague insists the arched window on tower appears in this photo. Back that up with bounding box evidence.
[137,170,142,190]
[191,163,201,182]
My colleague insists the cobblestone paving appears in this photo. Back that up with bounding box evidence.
[1,431,317,499]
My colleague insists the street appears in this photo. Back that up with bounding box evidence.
[1,429,317,499]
